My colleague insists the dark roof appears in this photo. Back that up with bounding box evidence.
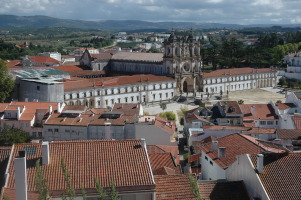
[198,180,252,200]
[0,147,12,191]
[250,153,301,200]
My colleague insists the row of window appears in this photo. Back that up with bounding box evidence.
[259,121,278,125]
[205,74,275,84]
[65,84,174,100]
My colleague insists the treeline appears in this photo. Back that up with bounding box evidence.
[201,34,290,70]
[0,39,67,60]
[78,38,114,48]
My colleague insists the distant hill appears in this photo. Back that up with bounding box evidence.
[0,15,300,31]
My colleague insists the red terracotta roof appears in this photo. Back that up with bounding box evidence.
[250,152,301,200]
[2,188,39,200]
[199,133,288,169]
[204,67,274,78]
[148,153,176,170]
[91,53,113,60]
[154,175,196,200]
[193,136,216,154]
[30,56,60,64]
[152,166,176,175]
[220,101,242,115]
[292,116,301,130]
[0,104,9,113]
[63,75,174,91]
[112,103,140,116]
[242,127,276,134]
[154,120,174,134]
[275,103,296,110]
[198,180,252,200]
[69,70,106,76]
[2,102,58,121]
[147,145,178,157]
[277,129,301,139]
[184,108,211,123]
[189,153,201,163]
[5,140,154,195]
[5,60,21,68]
[240,104,279,120]
[52,65,91,72]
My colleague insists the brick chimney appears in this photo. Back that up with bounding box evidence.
[14,150,27,200]
[257,154,264,174]
[211,141,218,152]
[218,147,226,158]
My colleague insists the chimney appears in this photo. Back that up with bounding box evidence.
[57,102,61,113]
[286,144,294,152]
[229,70,231,75]
[141,138,146,148]
[14,150,27,200]
[49,105,52,115]
[257,154,264,174]
[17,107,21,120]
[24,98,28,102]
[252,69,254,73]
[136,103,138,108]
[218,147,226,158]
[42,142,50,165]
[251,105,255,116]
[274,139,282,145]
[211,141,218,152]
[224,70,226,75]
[121,104,123,108]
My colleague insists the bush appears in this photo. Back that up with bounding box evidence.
[238,100,244,104]
[180,116,184,126]
[199,103,205,107]
[159,111,176,121]
[143,111,150,116]
[276,100,282,103]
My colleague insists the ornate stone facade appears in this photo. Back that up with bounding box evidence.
[163,28,203,95]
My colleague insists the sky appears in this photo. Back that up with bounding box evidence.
[1,0,301,25]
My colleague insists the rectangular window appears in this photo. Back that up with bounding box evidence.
[260,121,266,125]
[171,92,174,97]
[159,93,162,99]
[210,161,213,166]
[77,94,79,98]
[48,129,52,132]
[54,129,59,132]
[205,156,208,161]
[98,101,100,106]
[137,96,139,101]
[37,86,40,91]
[7,113,11,118]
[32,132,37,137]
[105,100,108,105]
[125,97,128,103]
[26,123,29,127]
[166,93,168,98]
[90,92,93,96]
[153,94,155,100]
[276,121,278,125]
[38,132,42,138]
[111,99,114,105]
[118,98,121,103]
[21,123,24,127]
[131,96,134,102]
[65,130,70,132]
[267,121,273,125]
[98,91,100,96]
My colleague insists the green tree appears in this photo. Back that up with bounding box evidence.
[35,159,50,200]
[0,125,29,146]
[109,179,118,200]
[0,60,14,103]
[160,103,167,112]
[188,174,202,200]
[180,116,184,126]
[95,177,106,200]
[276,100,282,103]
[61,157,76,200]
[81,184,87,200]
[238,99,244,104]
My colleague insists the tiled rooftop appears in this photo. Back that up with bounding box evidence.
[154,175,196,200]
[112,52,163,62]
[184,108,211,123]
[198,180,252,200]
[203,67,274,78]
[5,140,154,194]
[152,166,176,175]
[112,103,140,116]
[275,103,296,110]
[63,74,174,91]
[220,101,242,115]
[148,153,176,170]
[240,104,279,120]
[199,133,288,169]
[292,116,301,130]
[277,129,301,139]
[192,136,216,154]
[242,127,276,134]
[147,145,178,158]
[250,153,301,200]
[31,56,60,64]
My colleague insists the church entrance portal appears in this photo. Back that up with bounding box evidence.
[183,81,188,93]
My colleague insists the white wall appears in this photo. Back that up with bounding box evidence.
[227,154,270,200]
[201,150,226,180]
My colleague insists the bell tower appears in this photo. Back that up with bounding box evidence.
[163,28,203,96]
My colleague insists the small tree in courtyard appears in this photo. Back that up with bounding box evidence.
[109,179,118,200]
[276,100,282,103]
[160,103,167,112]
[238,100,244,104]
